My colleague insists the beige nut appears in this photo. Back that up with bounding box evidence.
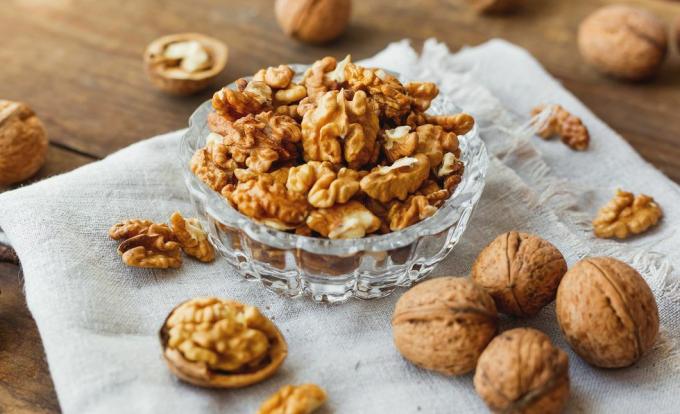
[474,328,570,414]
[275,0,351,44]
[117,228,182,269]
[0,100,48,187]
[392,277,498,376]
[466,0,523,14]
[360,154,430,203]
[472,231,567,317]
[144,33,228,95]
[556,257,659,368]
[257,384,327,414]
[592,189,662,239]
[160,297,287,388]
[578,5,668,81]
[169,212,215,262]
[306,200,380,239]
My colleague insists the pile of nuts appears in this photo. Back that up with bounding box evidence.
[191,55,475,239]
[109,212,215,269]
[392,231,660,413]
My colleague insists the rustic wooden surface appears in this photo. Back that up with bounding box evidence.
[1,0,679,411]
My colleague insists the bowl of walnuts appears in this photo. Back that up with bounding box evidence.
[180,55,488,302]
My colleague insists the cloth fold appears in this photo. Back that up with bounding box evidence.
[1,39,678,413]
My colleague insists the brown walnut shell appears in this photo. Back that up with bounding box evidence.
[144,33,228,95]
[467,0,523,14]
[275,0,351,44]
[578,5,668,81]
[472,231,567,317]
[474,328,570,414]
[391,277,498,376]
[556,257,659,368]
[0,100,48,186]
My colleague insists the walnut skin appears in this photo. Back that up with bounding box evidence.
[392,277,498,376]
[0,100,48,186]
[472,232,567,317]
[578,5,668,81]
[474,328,569,414]
[531,105,589,151]
[592,189,662,239]
[169,212,215,262]
[257,384,327,414]
[160,297,287,388]
[556,257,659,368]
[275,0,351,44]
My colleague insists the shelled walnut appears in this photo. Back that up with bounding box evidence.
[472,231,567,317]
[556,257,659,368]
[392,277,498,375]
[160,297,287,388]
[0,100,48,186]
[118,230,182,269]
[192,55,475,238]
[144,33,228,95]
[592,189,662,239]
[531,105,589,151]
[474,328,570,414]
[170,212,215,262]
[257,384,327,414]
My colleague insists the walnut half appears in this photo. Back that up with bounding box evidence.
[257,384,327,414]
[160,297,287,388]
[592,189,662,239]
[532,104,590,151]
[170,212,215,262]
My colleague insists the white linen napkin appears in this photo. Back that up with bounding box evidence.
[0,39,678,413]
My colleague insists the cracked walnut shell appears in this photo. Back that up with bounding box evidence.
[392,277,498,376]
[360,154,430,203]
[0,100,48,186]
[592,189,661,239]
[144,33,228,95]
[160,297,287,388]
[474,328,570,414]
[472,231,567,317]
[306,200,380,239]
[556,257,659,368]
[257,384,327,414]
[170,212,215,262]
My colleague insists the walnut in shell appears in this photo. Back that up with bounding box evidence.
[275,0,351,44]
[472,231,567,317]
[160,297,287,388]
[392,277,498,376]
[474,328,570,414]
[0,100,48,186]
[257,384,327,414]
[144,33,228,95]
[556,257,659,368]
[467,0,523,14]
[578,6,668,81]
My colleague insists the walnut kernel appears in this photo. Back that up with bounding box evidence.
[257,384,327,414]
[593,189,662,239]
[169,212,215,262]
[531,105,589,151]
[306,200,380,239]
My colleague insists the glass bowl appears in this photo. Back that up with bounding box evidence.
[179,69,488,303]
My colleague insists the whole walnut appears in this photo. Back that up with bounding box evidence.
[472,231,567,317]
[474,328,570,414]
[275,0,351,44]
[466,0,523,14]
[391,277,498,376]
[0,100,48,186]
[556,257,659,368]
[578,5,668,81]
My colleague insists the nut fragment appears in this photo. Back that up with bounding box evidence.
[556,257,659,368]
[170,212,215,262]
[404,82,439,112]
[578,5,668,81]
[144,33,228,95]
[117,231,182,269]
[474,328,570,414]
[108,219,154,240]
[190,147,234,192]
[254,65,295,89]
[306,200,380,239]
[383,125,417,162]
[392,277,498,375]
[531,105,589,150]
[275,0,351,44]
[387,194,437,231]
[592,189,662,239]
[472,231,567,317]
[160,297,287,388]
[0,100,48,186]
[213,79,273,121]
[257,384,327,414]
[360,154,430,203]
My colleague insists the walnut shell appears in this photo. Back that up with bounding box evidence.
[0,100,48,186]
[474,328,570,414]
[556,257,659,368]
[144,33,228,95]
[472,231,567,317]
[578,5,668,81]
[275,0,351,44]
[466,0,523,14]
[159,297,287,388]
[391,277,498,376]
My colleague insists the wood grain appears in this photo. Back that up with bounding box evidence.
[0,0,679,411]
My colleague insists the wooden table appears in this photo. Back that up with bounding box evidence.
[1,0,679,411]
